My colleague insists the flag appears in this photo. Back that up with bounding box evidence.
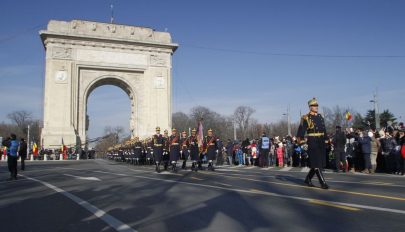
[345,111,352,121]
[33,143,38,156]
[197,119,204,148]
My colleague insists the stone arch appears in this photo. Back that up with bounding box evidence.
[40,20,177,149]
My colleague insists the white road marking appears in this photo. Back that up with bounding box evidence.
[74,169,405,216]
[280,167,293,172]
[301,167,310,172]
[64,174,101,181]
[21,175,137,232]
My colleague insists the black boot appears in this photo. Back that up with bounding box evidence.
[172,162,177,172]
[156,163,161,173]
[182,161,187,170]
[209,162,215,171]
[304,168,315,187]
[315,169,329,189]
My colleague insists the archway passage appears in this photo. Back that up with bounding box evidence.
[86,84,132,145]
[40,20,178,149]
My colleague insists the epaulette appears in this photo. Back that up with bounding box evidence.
[301,114,308,121]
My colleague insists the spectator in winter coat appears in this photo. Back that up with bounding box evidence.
[276,143,284,167]
[225,139,234,165]
[380,132,397,173]
[358,131,372,174]
[399,130,405,175]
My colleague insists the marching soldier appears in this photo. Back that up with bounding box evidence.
[188,128,200,171]
[203,128,218,171]
[152,127,165,173]
[180,131,189,169]
[144,138,153,165]
[133,137,142,165]
[169,128,181,172]
[297,98,329,189]
[163,129,170,171]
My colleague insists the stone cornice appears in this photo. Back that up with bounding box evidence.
[41,32,178,53]
[39,20,178,53]
[41,35,176,54]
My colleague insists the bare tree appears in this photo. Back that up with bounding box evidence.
[233,106,255,139]
[172,112,192,132]
[7,110,32,135]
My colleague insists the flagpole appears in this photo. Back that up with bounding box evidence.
[27,125,30,159]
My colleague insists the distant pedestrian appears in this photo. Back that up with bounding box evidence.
[19,138,27,171]
[7,134,19,180]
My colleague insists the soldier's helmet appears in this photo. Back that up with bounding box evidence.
[181,130,187,134]
[192,128,197,132]
[308,98,319,107]
[208,128,213,132]
[172,128,177,132]
[156,126,161,131]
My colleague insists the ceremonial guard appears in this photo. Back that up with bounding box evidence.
[133,137,142,165]
[180,131,189,169]
[145,138,153,165]
[297,98,329,189]
[163,129,170,170]
[152,127,165,173]
[203,128,218,171]
[169,128,181,172]
[188,128,200,171]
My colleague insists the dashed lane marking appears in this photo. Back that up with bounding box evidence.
[308,200,361,211]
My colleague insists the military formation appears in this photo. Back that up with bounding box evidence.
[106,127,218,173]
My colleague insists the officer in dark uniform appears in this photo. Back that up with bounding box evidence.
[144,138,153,165]
[297,98,329,189]
[203,128,218,171]
[188,128,200,171]
[169,128,181,172]
[180,131,189,169]
[133,137,142,165]
[152,127,165,173]
[163,129,170,170]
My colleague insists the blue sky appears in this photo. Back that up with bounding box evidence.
[1,0,404,139]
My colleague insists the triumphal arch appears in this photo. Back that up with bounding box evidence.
[40,20,178,148]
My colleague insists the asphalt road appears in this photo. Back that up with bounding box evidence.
[1,159,404,232]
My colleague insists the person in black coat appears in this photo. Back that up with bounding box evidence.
[297,98,329,189]
[358,131,372,173]
[333,126,347,172]
[19,138,27,171]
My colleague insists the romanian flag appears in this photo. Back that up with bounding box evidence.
[33,143,38,156]
[345,111,352,121]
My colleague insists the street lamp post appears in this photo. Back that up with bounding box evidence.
[370,91,380,131]
[283,105,291,137]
